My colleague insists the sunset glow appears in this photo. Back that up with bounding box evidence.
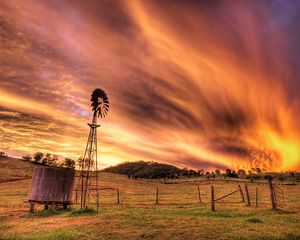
[1,0,300,171]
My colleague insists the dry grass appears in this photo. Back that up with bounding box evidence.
[0,158,300,240]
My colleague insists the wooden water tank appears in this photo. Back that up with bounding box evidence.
[28,167,75,204]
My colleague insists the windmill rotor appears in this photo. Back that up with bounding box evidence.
[91,88,109,118]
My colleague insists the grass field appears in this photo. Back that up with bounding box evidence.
[1,157,300,240]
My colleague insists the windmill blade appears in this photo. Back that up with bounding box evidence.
[90,88,109,118]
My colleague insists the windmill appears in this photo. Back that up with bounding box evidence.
[76,88,109,212]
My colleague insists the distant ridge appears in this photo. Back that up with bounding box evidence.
[102,161,182,179]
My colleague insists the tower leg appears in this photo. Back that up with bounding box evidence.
[76,113,100,211]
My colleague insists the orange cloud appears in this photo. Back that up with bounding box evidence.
[0,0,300,171]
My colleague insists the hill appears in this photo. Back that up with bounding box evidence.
[0,156,38,183]
[102,161,183,179]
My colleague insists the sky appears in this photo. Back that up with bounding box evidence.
[1,0,300,171]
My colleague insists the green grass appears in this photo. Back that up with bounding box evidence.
[246,217,263,223]
[26,230,79,240]
[69,207,97,216]
[20,209,72,218]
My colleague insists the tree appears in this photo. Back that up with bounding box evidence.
[33,152,44,163]
[198,169,205,176]
[48,155,59,167]
[226,169,232,177]
[237,169,246,176]
[22,155,32,161]
[231,170,238,178]
[64,158,75,169]
[77,156,84,169]
[188,169,197,177]
[215,169,221,175]
[41,153,52,165]
[0,152,7,157]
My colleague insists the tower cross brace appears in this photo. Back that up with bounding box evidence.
[77,111,100,212]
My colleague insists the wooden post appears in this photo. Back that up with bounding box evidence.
[63,203,67,210]
[268,177,276,210]
[273,186,277,204]
[55,203,58,211]
[117,188,120,204]
[238,185,245,203]
[29,202,35,212]
[44,203,49,210]
[96,193,99,213]
[156,187,159,205]
[255,187,258,208]
[75,189,78,204]
[244,185,251,206]
[211,186,215,212]
[197,185,202,203]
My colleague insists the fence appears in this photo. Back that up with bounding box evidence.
[78,178,289,212]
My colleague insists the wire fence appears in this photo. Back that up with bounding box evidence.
[86,179,299,212]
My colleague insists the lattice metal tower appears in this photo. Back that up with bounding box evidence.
[76,89,109,212]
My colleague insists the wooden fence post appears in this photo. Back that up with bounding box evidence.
[29,202,35,212]
[244,185,251,206]
[197,185,202,203]
[255,187,258,208]
[211,186,215,212]
[238,185,245,203]
[268,177,276,210]
[96,192,99,213]
[117,188,120,204]
[156,187,159,205]
[74,188,78,204]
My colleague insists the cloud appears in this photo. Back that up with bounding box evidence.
[0,0,300,171]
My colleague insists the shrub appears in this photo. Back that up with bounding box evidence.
[22,155,32,161]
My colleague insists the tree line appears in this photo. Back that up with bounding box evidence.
[102,161,299,181]
[102,161,266,179]
[22,152,76,169]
